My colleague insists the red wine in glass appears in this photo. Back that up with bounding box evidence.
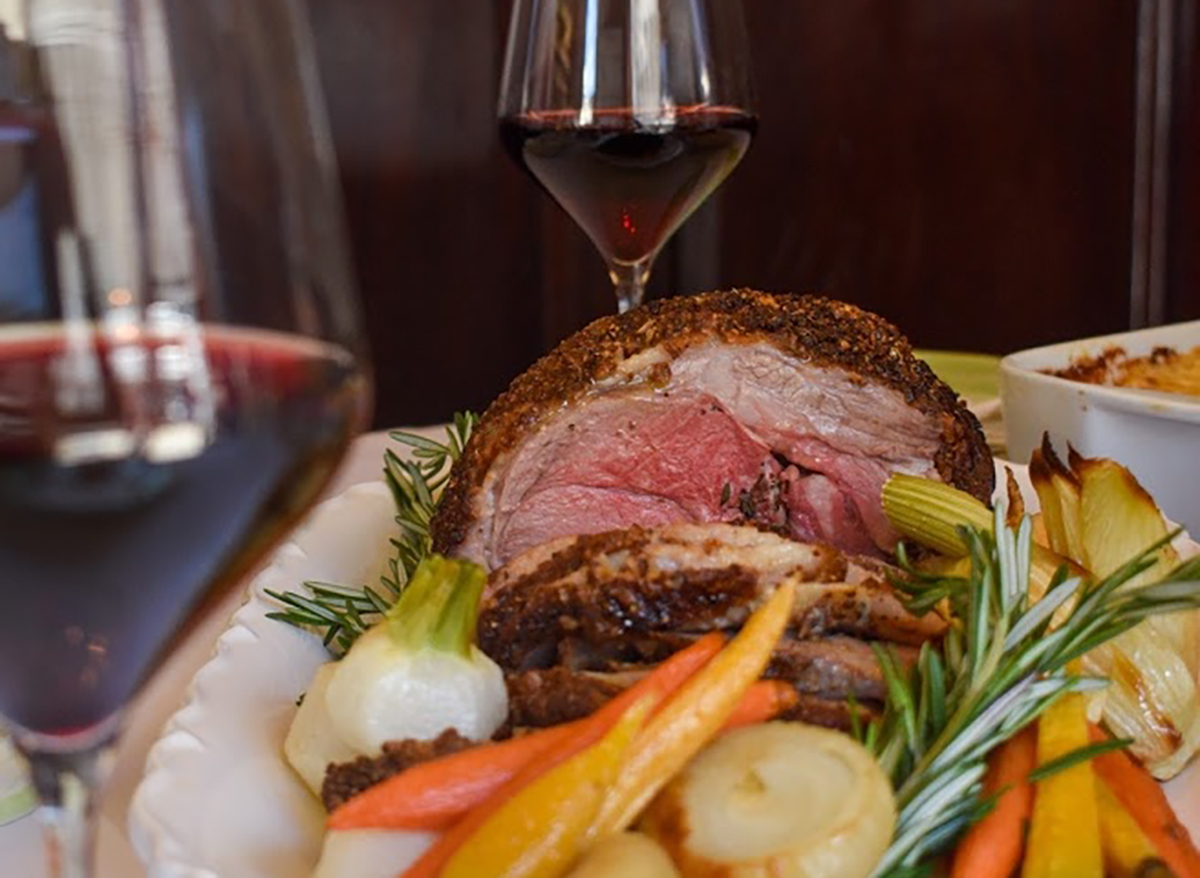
[0,328,367,735]
[500,106,755,267]
[498,0,757,313]
[0,2,369,875]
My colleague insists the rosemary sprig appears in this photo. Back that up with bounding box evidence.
[867,506,1200,877]
[265,412,478,654]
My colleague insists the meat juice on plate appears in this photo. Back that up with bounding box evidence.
[0,325,369,735]
[500,106,755,263]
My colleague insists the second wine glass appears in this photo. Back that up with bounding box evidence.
[499,0,756,313]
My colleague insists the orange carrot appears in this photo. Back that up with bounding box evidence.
[722,680,798,730]
[949,725,1037,878]
[399,633,725,878]
[326,722,578,831]
[330,666,784,832]
[1089,725,1200,878]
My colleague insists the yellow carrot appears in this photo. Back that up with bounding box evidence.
[438,697,650,878]
[1090,724,1200,878]
[1097,780,1169,878]
[1021,693,1103,878]
[587,580,796,839]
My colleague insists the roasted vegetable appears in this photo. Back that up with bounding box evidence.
[435,697,648,878]
[1021,692,1103,878]
[566,833,680,878]
[589,582,796,838]
[283,663,360,795]
[1096,782,1167,878]
[881,473,1066,594]
[324,555,507,753]
[640,722,895,878]
[1030,439,1200,779]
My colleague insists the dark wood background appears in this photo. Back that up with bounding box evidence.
[304,0,1200,429]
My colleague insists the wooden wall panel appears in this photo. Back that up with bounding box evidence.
[704,0,1141,353]
[1167,0,1200,323]
[306,0,544,428]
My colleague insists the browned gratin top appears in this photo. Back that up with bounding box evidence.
[1048,344,1200,397]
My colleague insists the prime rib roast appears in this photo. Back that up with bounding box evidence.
[431,289,992,568]
[426,290,992,732]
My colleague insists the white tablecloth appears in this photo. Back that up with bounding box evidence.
[0,429,401,877]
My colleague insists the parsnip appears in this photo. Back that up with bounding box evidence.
[567,833,680,878]
[640,722,895,878]
[311,828,434,878]
[284,663,360,795]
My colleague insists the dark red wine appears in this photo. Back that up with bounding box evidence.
[0,327,369,735]
[500,106,755,264]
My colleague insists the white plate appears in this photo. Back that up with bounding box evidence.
[129,470,1200,878]
[129,481,400,878]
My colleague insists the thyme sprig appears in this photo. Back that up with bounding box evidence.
[867,507,1200,876]
[266,412,477,654]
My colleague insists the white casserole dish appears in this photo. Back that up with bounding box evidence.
[999,320,1200,535]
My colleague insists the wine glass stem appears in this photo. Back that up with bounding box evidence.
[609,257,653,313]
[19,734,115,878]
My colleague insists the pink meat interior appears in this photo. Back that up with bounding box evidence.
[476,342,944,568]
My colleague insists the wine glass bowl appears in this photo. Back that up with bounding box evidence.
[0,1,368,874]
[498,0,756,313]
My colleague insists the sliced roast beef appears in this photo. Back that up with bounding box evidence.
[432,290,992,568]
[477,522,943,731]
[502,644,904,731]
[477,523,945,669]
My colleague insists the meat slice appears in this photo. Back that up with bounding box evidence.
[504,668,630,729]
[502,634,913,731]
[432,290,992,568]
[477,523,945,670]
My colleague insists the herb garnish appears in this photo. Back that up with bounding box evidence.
[864,506,1200,876]
[266,413,477,655]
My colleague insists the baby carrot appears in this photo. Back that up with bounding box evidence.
[400,633,725,878]
[329,671,787,832]
[1089,725,1200,878]
[949,725,1037,878]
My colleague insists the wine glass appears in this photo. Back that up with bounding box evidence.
[0,1,370,875]
[499,0,756,314]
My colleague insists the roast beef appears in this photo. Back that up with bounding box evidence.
[476,522,943,730]
[478,522,944,669]
[431,290,992,569]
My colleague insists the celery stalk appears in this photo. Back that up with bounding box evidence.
[882,474,1064,595]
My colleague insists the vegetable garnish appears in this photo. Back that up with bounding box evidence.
[1096,782,1166,878]
[323,555,507,753]
[948,725,1036,878]
[327,634,725,831]
[267,415,477,654]
[1030,439,1200,780]
[436,698,650,878]
[589,581,796,839]
[1089,725,1200,877]
[640,722,896,878]
[1021,692,1103,878]
[868,489,1200,876]
[326,679,794,832]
